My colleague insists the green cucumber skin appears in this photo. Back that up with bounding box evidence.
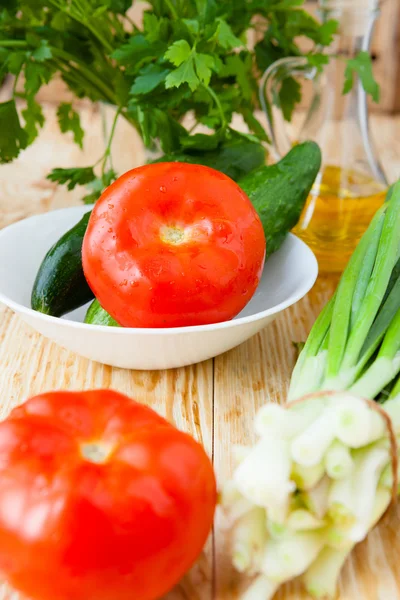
[84,299,120,327]
[31,211,95,317]
[156,137,266,182]
[239,141,322,257]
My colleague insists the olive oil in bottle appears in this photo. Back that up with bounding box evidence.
[293,166,387,273]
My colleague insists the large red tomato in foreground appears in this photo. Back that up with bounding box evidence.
[0,390,216,600]
[82,162,266,327]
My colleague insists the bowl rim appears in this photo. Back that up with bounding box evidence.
[0,206,318,336]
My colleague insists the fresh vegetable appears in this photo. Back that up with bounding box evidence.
[289,183,400,401]
[0,389,216,600]
[34,142,320,321]
[156,133,267,182]
[223,181,400,598]
[239,141,321,256]
[0,1,378,205]
[85,298,120,327]
[82,162,266,328]
[31,211,94,316]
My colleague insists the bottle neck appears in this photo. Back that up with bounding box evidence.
[318,3,379,44]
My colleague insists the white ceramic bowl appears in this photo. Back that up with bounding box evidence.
[0,206,318,370]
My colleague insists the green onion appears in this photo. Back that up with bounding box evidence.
[289,181,400,400]
[224,182,400,599]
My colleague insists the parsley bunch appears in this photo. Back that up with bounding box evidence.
[0,0,379,202]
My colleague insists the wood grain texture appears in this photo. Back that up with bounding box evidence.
[0,104,400,599]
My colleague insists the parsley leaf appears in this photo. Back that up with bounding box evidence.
[241,107,269,143]
[343,51,380,103]
[307,52,329,71]
[47,167,96,190]
[82,169,117,204]
[22,97,44,144]
[165,42,218,91]
[32,39,52,62]
[194,53,215,86]
[318,20,338,45]
[213,18,242,49]
[130,65,169,95]
[24,61,53,97]
[8,52,26,75]
[143,13,169,43]
[0,100,28,163]
[164,40,191,67]
[57,103,85,148]
[279,76,302,121]
[165,57,199,92]
[111,35,157,69]
[220,55,252,100]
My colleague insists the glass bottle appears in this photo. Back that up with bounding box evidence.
[259,0,388,273]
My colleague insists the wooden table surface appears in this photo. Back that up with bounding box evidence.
[0,102,400,600]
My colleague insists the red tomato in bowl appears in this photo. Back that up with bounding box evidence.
[0,390,216,600]
[82,162,266,328]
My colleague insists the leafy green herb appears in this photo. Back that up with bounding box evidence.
[22,97,44,144]
[0,99,28,163]
[47,167,96,191]
[0,0,380,182]
[82,169,117,204]
[57,103,84,148]
[343,51,380,103]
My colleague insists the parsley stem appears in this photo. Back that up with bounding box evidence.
[163,0,179,20]
[203,85,227,129]
[52,49,117,105]
[47,0,114,54]
[0,40,27,48]
[102,106,121,179]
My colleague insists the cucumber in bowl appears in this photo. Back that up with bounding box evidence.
[31,211,94,317]
[85,299,120,327]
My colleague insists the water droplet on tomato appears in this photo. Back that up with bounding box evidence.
[120,279,128,286]
[130,280,138,287]
[173,176,178,181]
[242,288,248,295]
[108,203,114,209]
[108,227,113,233]
[160,186,167,193]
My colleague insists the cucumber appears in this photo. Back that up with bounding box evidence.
[155,135,266,181]
[239,141,321,257]
[31,211,94,316]
[84,299,120,327]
